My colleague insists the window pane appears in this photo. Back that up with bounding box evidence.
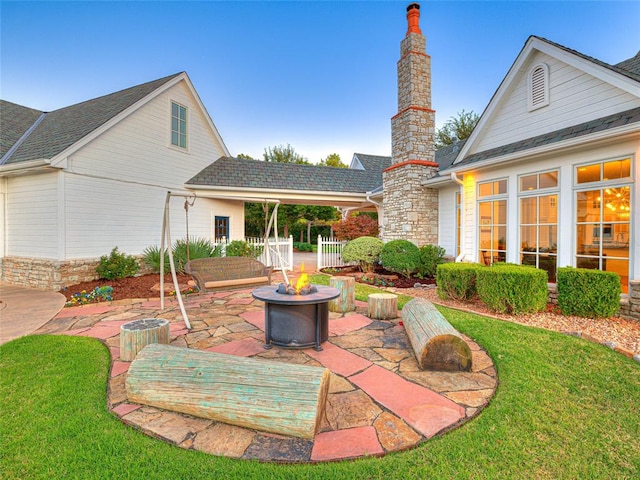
[171,132,178,146]
[521,253,537,267]
[603,158,631,180]
[539,225,556,251]
[603,186,630,222]
[495,226,507,250]
[520,175,537,192]
[521,226,537,251]
[520,197,537,224]
[576,256,600,270]
[539,255,557,282]
[539,195,557,223]
[539,171,558,189]
[172,103,178,117]
[576,163,601,184]
[495,180,507,195]
[576,224,598,255]
[576,190,600,222]
[478,183,492,197]
[479,201,492,220]
[479,227,492,249]
[179,134,186,148]
[494,200,507,224]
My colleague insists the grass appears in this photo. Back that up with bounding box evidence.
[1,308,639,479]
[309,273,414,308]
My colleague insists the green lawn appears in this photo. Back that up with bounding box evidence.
[1,307,638,479]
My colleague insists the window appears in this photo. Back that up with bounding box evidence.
[519,170,559,281]
[528,63,549,111]
[575,158,632,293]
[214,216,229,242]
[478,179,507,265]
[171,101,187,149]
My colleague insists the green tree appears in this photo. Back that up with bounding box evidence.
[434,110,480,149]
[319,153,348,168]
[263,144,310,164]
[236,153,254,160]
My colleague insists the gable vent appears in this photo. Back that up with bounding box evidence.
[528,63,549,111]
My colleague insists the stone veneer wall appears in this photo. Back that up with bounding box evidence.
[382,164,439,244]
[0,255,154,291]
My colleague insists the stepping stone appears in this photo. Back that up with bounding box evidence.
[206,337,265,357]
[311,425,383,461]
[329,313,372,336]
[305,342,372,377]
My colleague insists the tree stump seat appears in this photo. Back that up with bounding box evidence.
[329,276,356,314]
[125,344,330,439]
[120,318,170,361]
[402,298,472,371]
[368,293,398,319]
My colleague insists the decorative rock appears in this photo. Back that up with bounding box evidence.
[120,318,170,361]
[329,276,356,314]
[325,390,383,430]
[373,411,422,451]
[368,293,398,320]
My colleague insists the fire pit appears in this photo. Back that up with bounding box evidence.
[252,284,340,351]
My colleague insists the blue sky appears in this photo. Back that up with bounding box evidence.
[2,1,639,163]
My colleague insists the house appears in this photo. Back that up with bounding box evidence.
[0,72,245,290]
[371,3,640,318]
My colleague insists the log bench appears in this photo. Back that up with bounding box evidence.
[125,343,330,439]
[401,298,472,371]
[185,257,273,292]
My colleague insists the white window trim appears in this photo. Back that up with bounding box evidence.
[527,63,549,112]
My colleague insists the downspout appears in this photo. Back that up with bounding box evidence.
[450,172,465,262]
[365,192,384,234]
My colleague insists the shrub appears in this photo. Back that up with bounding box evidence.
[294,242,313,252]
[556,267,621,318]
[380,239,420,278]
[417,244,446,278]
[476,264,548,314]
[436,262,483,301]
[332,214,379,240]
[173,238,221,273]
[341,236,383,273]
[141,245,170,274]
[225,240,261,258]
[96,247,139,280]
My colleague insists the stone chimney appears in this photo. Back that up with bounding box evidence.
[382,2,439,244]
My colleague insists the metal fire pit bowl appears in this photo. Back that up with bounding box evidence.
[252,285,340,351]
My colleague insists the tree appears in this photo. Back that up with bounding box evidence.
[263,144,310,165]
[236,153,254,160]
[319,153,348,168]
[434,110,480,149]
[332,214,379,240]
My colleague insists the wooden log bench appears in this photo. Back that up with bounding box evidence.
[125,343,330,439]
[185,257,273,292]
[120,318,170,361]
[368,293,398,320]
[401,298,472,371]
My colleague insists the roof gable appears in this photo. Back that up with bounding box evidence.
[0,72,228,166]
[454,36,640,167]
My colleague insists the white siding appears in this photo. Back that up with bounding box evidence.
[63,173,245,258]
[5,172,59,258]
[437,185,459,255]
[474,51,640,153]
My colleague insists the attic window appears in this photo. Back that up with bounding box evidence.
[528,63,549,111]
[171,101,187,149]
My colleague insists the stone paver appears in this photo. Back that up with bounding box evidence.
[32,287,497,463]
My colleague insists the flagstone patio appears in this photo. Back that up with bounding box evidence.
[36,287,497,463]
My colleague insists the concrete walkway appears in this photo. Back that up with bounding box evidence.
[0,283,66,345]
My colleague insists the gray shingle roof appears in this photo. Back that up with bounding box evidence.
[1,73,182,165]
[187,156,386,193]
[0,101,44,159]
[352,153,391,172]
[451,106,640,170]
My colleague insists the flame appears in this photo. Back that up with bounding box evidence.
[294,263,309,294]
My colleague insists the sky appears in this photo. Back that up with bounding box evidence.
[2,1,639,164]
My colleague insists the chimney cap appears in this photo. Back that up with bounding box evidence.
[407,3,420,12]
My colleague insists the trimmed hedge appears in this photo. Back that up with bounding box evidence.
[476,264,548,314]
[341,236,384,273]
[436,263,484,301]
[417,244,446,278]
[556,267,621,318]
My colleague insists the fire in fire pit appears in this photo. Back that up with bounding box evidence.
[276,264,318,295]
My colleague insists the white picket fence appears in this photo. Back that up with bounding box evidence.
[214,236,293,271]
[316,235,356,270]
